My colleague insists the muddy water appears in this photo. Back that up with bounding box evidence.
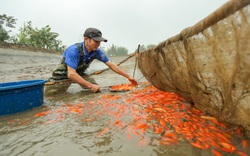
[0,49,249,156]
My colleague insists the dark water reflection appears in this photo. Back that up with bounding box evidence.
[0,57,249,156]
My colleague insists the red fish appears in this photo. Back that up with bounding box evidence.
[218,142,236,152]
[159,119,166,127]
[34,111,51,117]
[101,94,113,98]
[137,123,147,129]
[155,126,163,135]
[69,108,82,114]
[190,141,207,149]
[153,107,166,112]
[235,151,248,156]
[164,132,177,140]
[114,120,121,126]
[241,139,247,150]
[110,83,135,91]
[211,149,222,156]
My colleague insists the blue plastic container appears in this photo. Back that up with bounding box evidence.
[0,79,46,115]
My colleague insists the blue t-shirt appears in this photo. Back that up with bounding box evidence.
[63,42,109,69]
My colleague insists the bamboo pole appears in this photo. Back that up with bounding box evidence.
[89,51,137,76]
[133,44,140,78]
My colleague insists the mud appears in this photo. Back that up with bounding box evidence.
[0,48,61,82]
[0,47,249,156]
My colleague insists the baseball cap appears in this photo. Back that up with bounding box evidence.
[83,28,107,42]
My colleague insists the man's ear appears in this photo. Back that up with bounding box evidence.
[84,37,88,42]
[84,37,92,43]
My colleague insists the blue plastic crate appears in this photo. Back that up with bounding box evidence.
[0,79,46,115]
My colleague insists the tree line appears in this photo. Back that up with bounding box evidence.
[0,14,156,55]
[0,14,66,52]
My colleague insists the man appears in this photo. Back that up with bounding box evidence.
[46,27,137,94]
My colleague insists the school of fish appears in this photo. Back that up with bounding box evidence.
[33,82,249,156]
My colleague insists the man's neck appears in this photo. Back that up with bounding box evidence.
[84,42,92,54]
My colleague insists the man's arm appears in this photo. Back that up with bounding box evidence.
[67,65,100,92]
[105,60,138,85]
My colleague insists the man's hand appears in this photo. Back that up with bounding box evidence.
[90,84,101,93]
[128,77,138,86]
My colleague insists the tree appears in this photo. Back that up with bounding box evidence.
[16,21,66,52]
[106,44,117,56]
[0,25,9,41]
[0,14,17,42]
[106,44,128,56]
[116,46,128,56]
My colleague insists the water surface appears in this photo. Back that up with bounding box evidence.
[0,56,249,156]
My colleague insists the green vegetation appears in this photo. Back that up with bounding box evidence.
[0,14,156,54]
[0,14,17,42]
[16,21,66,52]
[106,44,128,56]
[0,14,66,52]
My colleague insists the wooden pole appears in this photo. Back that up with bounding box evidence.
[89,50,137,76]
[133,44,140,78]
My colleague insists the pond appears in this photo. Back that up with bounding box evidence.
[0,56,249,156]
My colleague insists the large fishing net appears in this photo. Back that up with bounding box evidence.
[138,0,250,137]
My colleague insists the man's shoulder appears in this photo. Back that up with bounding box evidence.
[63,43,80,57]
[67,43,79,50]
[66,42,84,52]
[66,42,84,50]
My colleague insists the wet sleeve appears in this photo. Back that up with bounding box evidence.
[63,45,79,69]
[96,49,109,63]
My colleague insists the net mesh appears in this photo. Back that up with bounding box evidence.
[138,0,250,137]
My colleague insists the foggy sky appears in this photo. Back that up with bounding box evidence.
[1,0,228,52]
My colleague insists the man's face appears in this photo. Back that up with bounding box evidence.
[85,38,101,51]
